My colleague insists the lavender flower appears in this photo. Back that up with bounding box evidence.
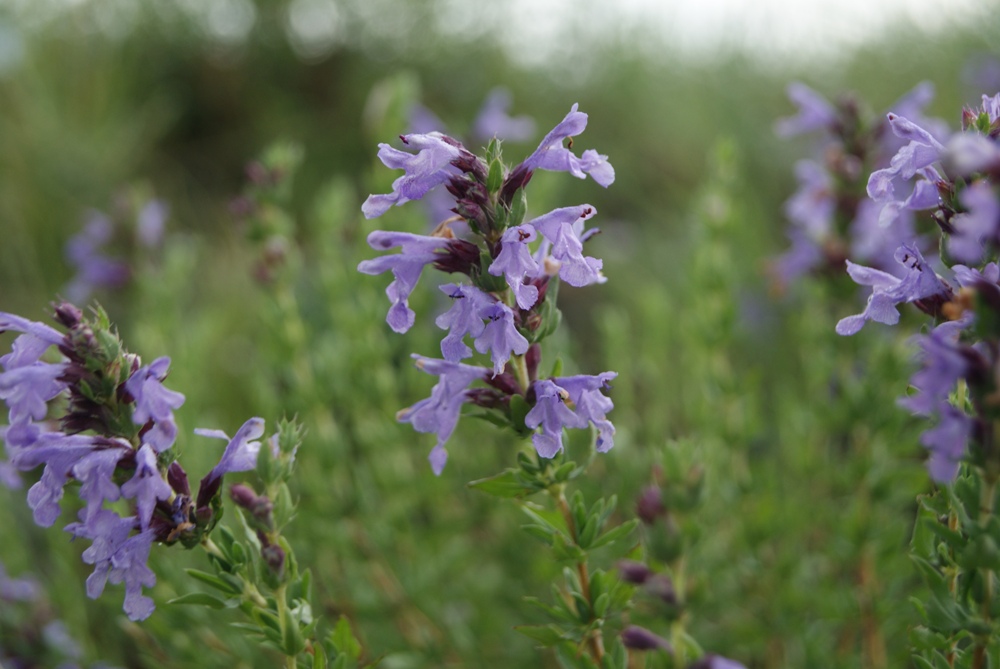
[120,444,172,530]
[64,211,131,304]
[525,379,587,458]
[836,244,952,335]
[195,417,266,505]
[488,225,540,310]
[124,357,185,452]
[357,230,455,333]
[396,356,490,474]
[530,205,604,287]
[690,656,749,669]
[361,134,463,219]
[435,284,492,361]
[474,302,530,376]
[948,181,1000,263]
[774,82,837,137]
[554,372,617,452]
[520,104,615,187]
[470,87,536,144]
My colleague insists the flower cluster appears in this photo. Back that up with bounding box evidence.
[64,196,168,304]
[0,303,266,619]
[837,92,1000,482]
[359,104,618,473]
[772,82,948,288]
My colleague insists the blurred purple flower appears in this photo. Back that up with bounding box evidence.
[621,625,671,651]
[949,181,1000,263]
[471,87,536,144]
[774,82,837,137]
[64,212,131,304]
[136,200,169,249]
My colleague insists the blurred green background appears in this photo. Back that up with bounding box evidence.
[3,1,1000,667]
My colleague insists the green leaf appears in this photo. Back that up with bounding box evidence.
[468,469,535,498]
[275,482,296,529]
[312,641,329,669]
[331,615,362,660]
[522,524,557,545]
[509,394,532,433]
[167,592,233,609]
[487,159,504,196]
[592,592,611,619]
[510,187,528,228]
[591,520,639,549]
[184,568,244,596]
[523,596,580,624]
[282,604,306,656]
[521,503,569,536]
[577,515,600,550]
[514,624,567,646]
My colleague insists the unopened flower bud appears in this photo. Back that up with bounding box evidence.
[261,544,286,578]
[617,559,653,584]
[636,485,665,524]
[621,625,671,652]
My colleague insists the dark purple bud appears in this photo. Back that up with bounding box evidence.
[617,559,653,584]
[262,544,286,578]
[168,462,191,496]
[500,164,533,207]
[230,483,260,509]
[636,485,665,524]
[452,149,488,182]
[621,625,671,652]
[195,505,214,526]
[433,239,481,277]
[52,302,84,329]
[466,388,508,410]
[525,344,542,382]
[484,370,522,396]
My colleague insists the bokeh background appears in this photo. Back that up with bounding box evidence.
[3,1,1000,667]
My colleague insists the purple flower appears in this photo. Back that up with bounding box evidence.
[14,432,120,527]
[396,356,490,474]
[0,560,40,602]
[948,181,1000,263]
[521,104,614,187]
[120,444,171,531]
[489,225,541,309]
[784,160,834,237]
[849,198,920,272]
[525,379,587,458]
[362,133,463,219]
[898,319,970,417]
[72,510,157,621]
[0,313,65,367]
[197,417,265,487]
[530,205,604,287]
[836,244,951,335]
[774,82,837,137]
[554,372,617,452]
[0,362,68,425]
[470,87,536,144]
[922,403,973,483]
[357,230,454,333]
[124,357,185,452]
[64,211,131,304]
[867,114,945,224]
[435,284,492,361]
[136,200,168,249]
[474,302,530,376]
[73,446,129,526]
[692,656,749,669]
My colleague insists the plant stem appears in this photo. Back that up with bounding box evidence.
[552,486,605,662]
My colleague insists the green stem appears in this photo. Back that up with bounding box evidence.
[973,476,997,669]
[551,485,605,662]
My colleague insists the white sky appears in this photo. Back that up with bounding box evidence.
[464,0,995,69]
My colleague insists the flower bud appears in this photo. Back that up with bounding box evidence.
[621,625,671,652]
[617,559,653,584]
[636,485,665,525]
[261,544,286,578]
